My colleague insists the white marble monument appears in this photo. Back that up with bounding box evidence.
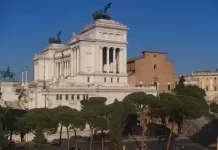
[29,19,157,111]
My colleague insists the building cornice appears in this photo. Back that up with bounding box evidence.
[80,19,129,34]
[42,86,157,93]
[69,38,128,46]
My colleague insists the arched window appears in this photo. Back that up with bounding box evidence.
[168,82,171,90]
[154,64,157,70]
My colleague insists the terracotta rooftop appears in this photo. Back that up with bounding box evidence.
[127,50,167,63]
[127,56,143,62]
[142,51,168,55]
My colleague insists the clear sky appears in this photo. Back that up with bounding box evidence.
[0,0,217,81]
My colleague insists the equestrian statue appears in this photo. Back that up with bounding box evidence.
[0,66,15,82]
[92,2,112,21]
[48,31,62,44]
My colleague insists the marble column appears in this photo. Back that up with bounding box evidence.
[53,62,56,79]
[59,62,62,77]
[65,61,67,76]
[56,63,58,78]
[62,61,65,76]
[61,62,63,76]
[118,49,122,73]
[67,61,69,75]
[210,78,213,91]
[25,69,28,85]
[123,48,127,73]
[107,47,109,73]
[70,49,74,76]
[58,62,60,78]
[68,61,70,75]
[57,63,59,78]
[69,60,71,75]
[55,63,57,78]
[99,47,103,72]
[66,61,68,75]
[21,71,24,86]
[76,47,80,73]
[73,48,76,75]
[113,48,116,73]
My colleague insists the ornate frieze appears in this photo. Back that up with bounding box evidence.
[81,19,129,34]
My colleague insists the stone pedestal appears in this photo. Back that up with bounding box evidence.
[0,82,20,102]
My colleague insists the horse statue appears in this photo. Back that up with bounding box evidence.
[48,31,62,44]
[0,66,15,82]
[92,2,112,21]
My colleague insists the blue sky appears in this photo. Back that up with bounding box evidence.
[0,0,217,81]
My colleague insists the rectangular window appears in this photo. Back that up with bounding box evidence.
[56,95,59,100]
[168,84,171,90]
[71,94,74,100]
[117,78,119,83]
[83,94,86,100]
[77,95,80,100]
[130,63,135,70]
[127,64,130,71]
[60,94,62,100]
[104,77,106,83]
[65,94,68,100]
[215,86,217,91]
[87,77,90,83]
[111,78,113,83]
[86,94,89,100]
[154,64,157,70]
[206,86,209,91]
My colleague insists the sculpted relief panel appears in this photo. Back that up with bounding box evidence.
[54,49,70,59]
[98,32,124,41]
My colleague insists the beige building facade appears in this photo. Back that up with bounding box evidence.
[191,71,218,91]
[188,70,218,102]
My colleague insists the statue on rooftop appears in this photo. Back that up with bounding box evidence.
[48,31,62,44]
[0,66,15,82]
[92,2,112,21]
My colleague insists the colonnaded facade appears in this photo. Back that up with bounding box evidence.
[28,19,157,111]
[187,70,218,103]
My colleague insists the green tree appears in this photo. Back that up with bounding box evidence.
[24,108,57,149]
[108,99,125,150]
[173,77,208,133]
[123,92,158,150]
[95,105,109,150]
[53,106,78,150]
[4,109,26,142]
[159,93,203,150]
[69,110,86,149]
[52,106,73,147]
[0,106,9,149]
[210,102,218,113]
[0,122,8,150]
[32,130,47,150]
[16,117,29,142]
[80,97,107,150]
